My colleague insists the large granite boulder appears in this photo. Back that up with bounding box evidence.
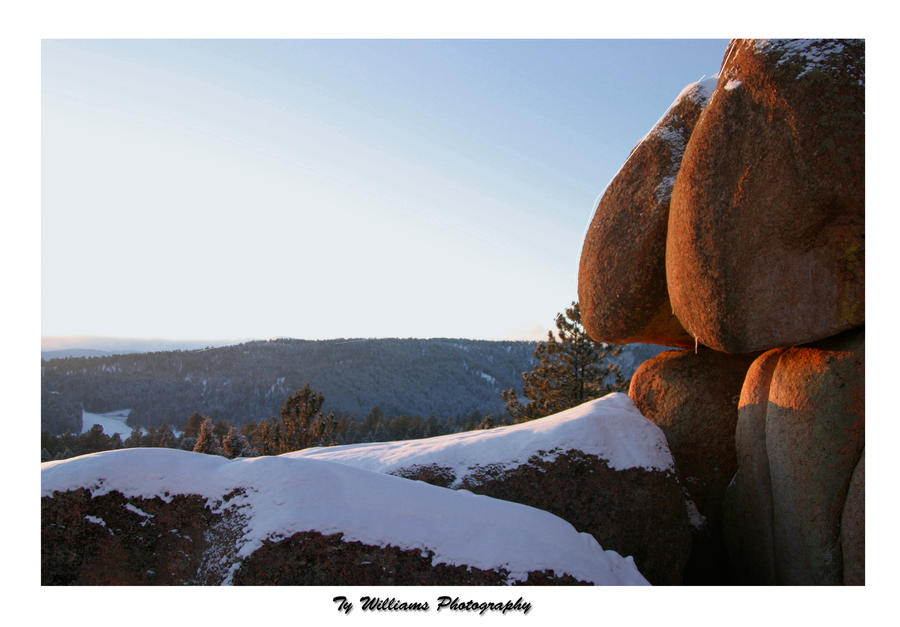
[766,329,865,584]
[667,39,865,353]
[291,393,692,585]
[722,348,786,584]
[42,449,648,585]
[628,348,756,518]
[628,348,756,583]
[578,78,717,349]
[725,328,864,584]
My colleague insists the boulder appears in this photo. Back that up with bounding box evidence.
[578,78,717,349]
[725,328,864,584]
[628,347,756,583]
[667,39,865,353]
[766,329,865,584]
[841,450,865,585]
[291,394,692,585]
[628,348,755,518]
[723,348,786,584]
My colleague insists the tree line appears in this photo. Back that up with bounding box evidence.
[41,387,502,461]
[42,302,630,462]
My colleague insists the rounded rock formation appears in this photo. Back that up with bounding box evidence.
[628,348,756,517]
[726,328,864,584]
[579,78,717,349]
[766,328,865,584]
[723,348,785,584]
[628,348,756,583]
[666,39,864,353]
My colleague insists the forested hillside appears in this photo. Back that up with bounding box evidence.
[41,338,667,435]
[40,338,535,433]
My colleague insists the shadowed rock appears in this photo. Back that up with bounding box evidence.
[726,328,864,584]
[723,348,785,584]
[841,450,865,585]
[628,347,756,583]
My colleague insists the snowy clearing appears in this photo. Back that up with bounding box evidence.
[80,409,133,438]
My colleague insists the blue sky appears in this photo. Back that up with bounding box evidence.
[42,39,729,341]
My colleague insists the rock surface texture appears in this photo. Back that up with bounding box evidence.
[627,348,756,583]
[628,349,755,520]
[722,348,786,584]
[667,39,864,354]
[724,329,864,584]
[573,37,865,585]
[578,78,717,349]
[841,450,865,585]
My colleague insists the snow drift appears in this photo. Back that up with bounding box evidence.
[285,392,674,482]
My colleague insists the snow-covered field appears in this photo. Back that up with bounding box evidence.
[42,448,649,585]
[285,392,674,484]
[81,409,133,438]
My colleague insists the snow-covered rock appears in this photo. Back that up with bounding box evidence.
[42,447,648,586]
[287,393,692,584]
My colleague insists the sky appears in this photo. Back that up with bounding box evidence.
[42,38,730,342]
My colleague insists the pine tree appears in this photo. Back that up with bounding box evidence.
[502,301,627,422]
[184,413,205,439]
[222,426,255,458]
[277,384,338,453]
[124,426,144,448]
[193,417,222,456]
[154,423,178,449]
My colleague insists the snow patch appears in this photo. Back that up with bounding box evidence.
[477,371,498,385]
[754,39,860,82]
[125,502,154,518]
[287,393,675,485]
[81,409,134,439]
[683,496,706,529]
[592,74,717,212]
[42,448,648,585]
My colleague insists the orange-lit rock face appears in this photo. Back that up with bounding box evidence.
[726,328,864,585]
[578,80,715,349]
[667,39,864,354]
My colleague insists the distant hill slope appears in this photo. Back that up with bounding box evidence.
[41,336,241,358]
[41,338,668,434]
[41,349,114,360]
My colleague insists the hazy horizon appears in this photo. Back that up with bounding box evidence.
[41,330,551,353]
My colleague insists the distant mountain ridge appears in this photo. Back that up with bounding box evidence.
[41,338,668,435]
[42,349,114,360]
[41,336,242,359]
